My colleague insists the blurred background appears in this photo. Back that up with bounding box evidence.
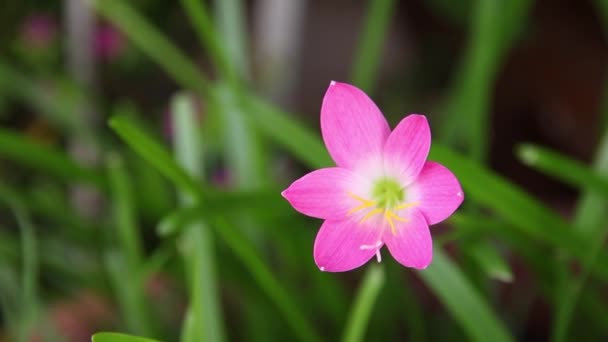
[0,0,607,341]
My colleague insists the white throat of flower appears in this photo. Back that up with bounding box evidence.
[347,177,418,236]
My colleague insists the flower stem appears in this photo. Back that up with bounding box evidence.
[341,265,385,342]
[172,93,226,342]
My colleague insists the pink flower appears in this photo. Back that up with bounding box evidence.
[19,14,57,49]
[282,81,464,272]
[94,23,126,62]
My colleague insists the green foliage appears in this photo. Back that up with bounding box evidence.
[0,1,605,341]
[92,332,161,342]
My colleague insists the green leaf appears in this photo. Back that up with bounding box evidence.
[518,144,608,195]
[0,185,41,341]
[104,252,155,337]
[0,62,81,131]
[92,332,161,342]
[418,249,513,342]
[430,145,569,254]
[178,224,225,342]
[212,218,322,342]
[172,93,226,342]
[350,0,397,92]
[91,0,209,95]
[440,0,531,162]
[212,84,267,189]
[245,96,333,168]
[542,112,608,340]
[107,153,143,269]
[108,115,202,201]
[341,265,385,342]
[467,241,513,283]
[0,128,105,188]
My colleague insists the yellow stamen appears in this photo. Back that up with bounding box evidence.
[346,193,419,236]
[360,208,384,223]
[347,192,376,215]
[386,210,409,222]
[384,211,397,235]
[395,202,419,210]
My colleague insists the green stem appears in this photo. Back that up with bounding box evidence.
[107,153,143,269]
[172,93,225,342]
[341,265,385,342]
[350,0,396,93]
[212,218,322,342]
[15,206,38,342]
[552,78,608,342]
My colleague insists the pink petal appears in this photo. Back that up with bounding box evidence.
[383,115,431,185]
[282,167,368,220]
[321,81,390,169]
[409,161,464,225]
[314,219,383,272]
[383,209,432,269]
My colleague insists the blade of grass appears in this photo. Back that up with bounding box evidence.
[418,248,513,342]
[431,145,574,256]
[245,96,333,168]
[440,0,530,162]
[172,93,225,342]
[340,265,385,342]
[178,224,224,342]
[0,185,39,342]
[104,251,155,337]
[90,0,209,94]
[350,0,396,92]
[179,0,238,86]
[107,153,144,269]
[92,332,161,342]
[214,0,250,81]
[0,128,105,188]
[517,142,608,342]
[518,144,608,195]
[212,218,321,342]
[212,84,267,188]
[0,62,81,131]
[181,0,266,189]
[105,153,154,336]
[108,115,202,201]
[0,262,20,340]
[542,83,608,340]
[466,241,513,283]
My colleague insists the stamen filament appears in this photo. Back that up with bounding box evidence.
[347,192,377,215]
[360,208,384,223]
[347,193,418,236]
[384,211,397,235]
[395,202,419,210]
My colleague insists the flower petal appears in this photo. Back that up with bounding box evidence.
[383,114,431,185]
[321,81,390,169]
[383,209,432,269]
[314,219,383,272]
[408,161,464,225]
[282,167,371,220]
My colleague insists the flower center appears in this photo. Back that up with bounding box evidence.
[347,177,418,235]
[372,178,404,209]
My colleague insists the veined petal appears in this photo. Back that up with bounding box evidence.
[383,209,432,269]
[408,161,464,225]
[282,167,370,220]
[321,81,390,169]
[383,115,431,185]
[314,219,383,272]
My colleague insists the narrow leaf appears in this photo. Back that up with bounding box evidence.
[341,265,385,342]
[108,115,201,201]
[418,249,513,342]
[92,332,161,342]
